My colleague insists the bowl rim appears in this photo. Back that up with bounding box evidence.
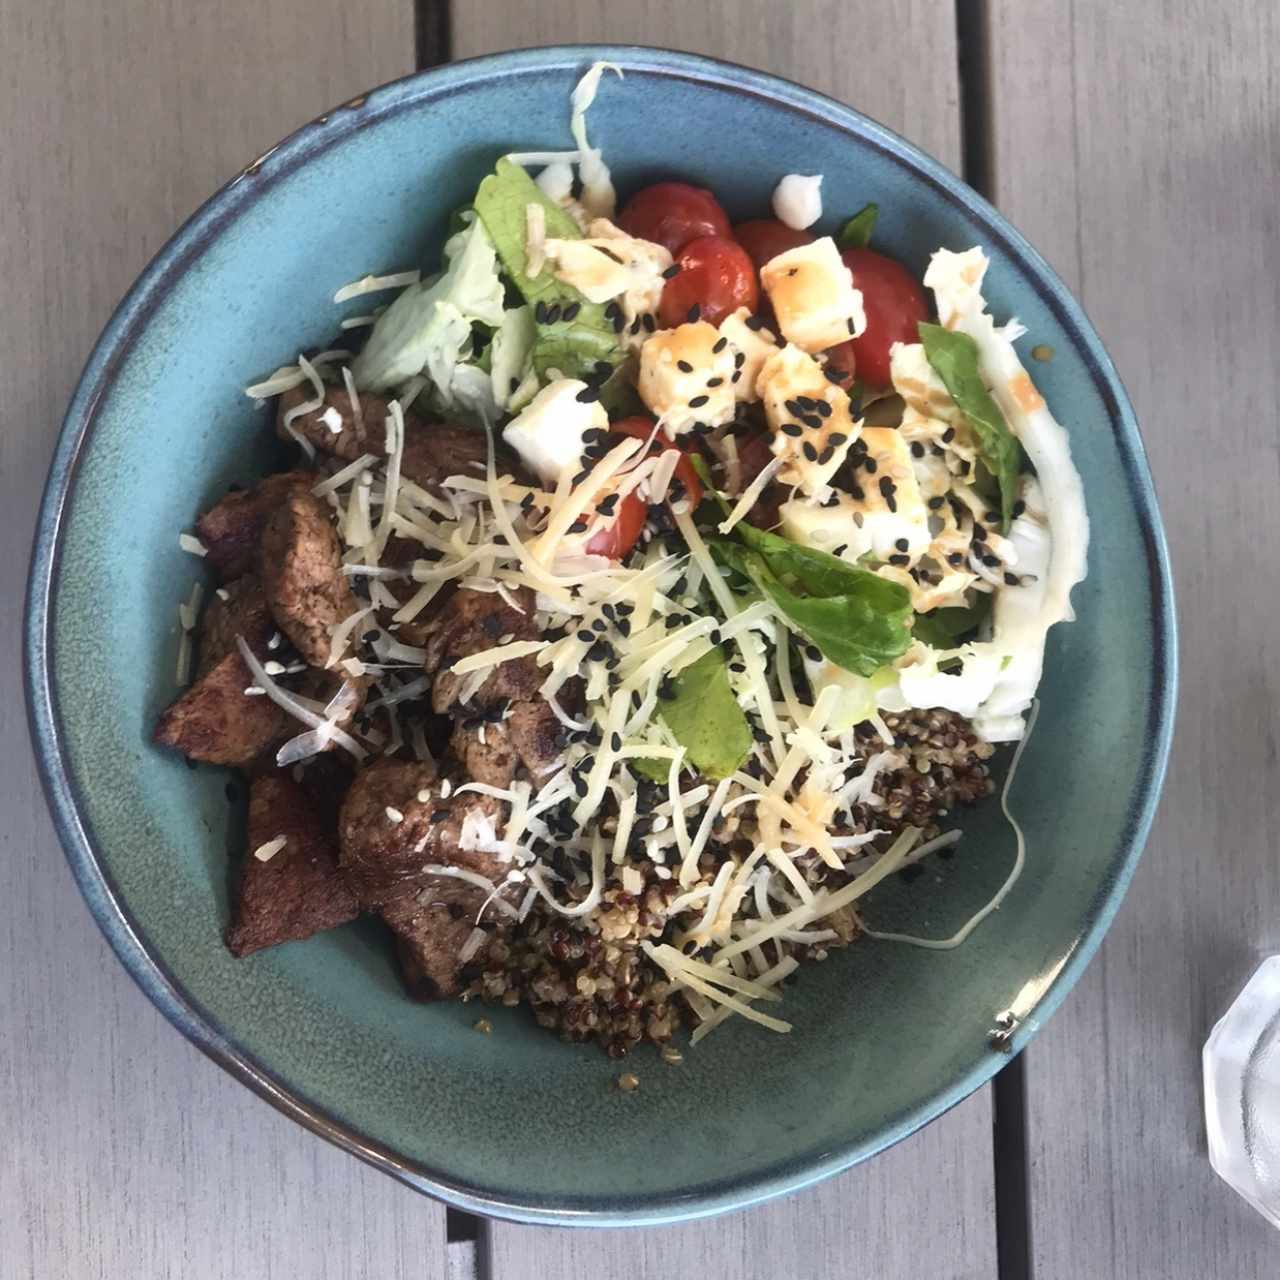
[24,43,1177,1227]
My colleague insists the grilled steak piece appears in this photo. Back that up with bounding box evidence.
[276,386,502,493]
[260,489,360,668]
[338,759,516,998]
[424,586,542,715]
[503,698,564,780]
[154,652,293,767]
[194,471,315,583]
[450,721,519,790]
[383,897,502,1000]
[338,759,509,910]
[196,573,274,679]
[226,772,359,957]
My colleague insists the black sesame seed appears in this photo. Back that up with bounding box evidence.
[567,519,588,534]
[982,554,1000,568]
[1004,572,1021,586]
[604,301,621,319]
[662,264,681,279]
[817,445,835,465]
[888,553,911,566]
[863,456,878,474]
[430,808,449,823]
[574,384,601,404]
[733,350,746,368]
[577,629,594,643]
[629,315,643,335]
[802,442,819,462]
[609,732,623,752]
[509,375,521,394]
[520,492,535,510]
[706,376,724,388]
[781,422,803,438]
[846,316,857,333]
[598,493,619,516]
[895,537,909,552]
[984,510,1000,524]
[927,495,945,510]
[814,400,832,418]
[948,552,965,566]
[850,484,865,500]
[677,359,693,373]
[827,432,848,446]
[688,394,709,408]
[942,427,956,443]
[805,645,823,663]
[801,414,824,430]
[572,469,590,485]
[1012,499,1027,519]
[563,301,582,322]
[744,314,766,331]
[612,311,625,333]
[731,370,742,383]
[784,398,804,417]
[911,442,925,458]
[544,303,562,324]
[534,301,548,323]
[686,303,701,323]
[642,313,656,332]
[712,336,728,354]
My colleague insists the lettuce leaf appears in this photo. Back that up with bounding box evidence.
[473,158,622,381]
[711,525,913,677]
[918,322,1023,529]
[352,219,505,394]
[837,202,878,250]
[911,598,991,649]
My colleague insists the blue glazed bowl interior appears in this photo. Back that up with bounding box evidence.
[26,47,1174,1226]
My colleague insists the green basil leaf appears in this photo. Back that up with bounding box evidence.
[837,202,878,250]
[710,531,913,677]
[918,322,1023,529]
[910,597,991,649]
[473,159,622,383]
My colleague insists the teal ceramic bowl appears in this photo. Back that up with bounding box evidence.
[25,46,1175,1225]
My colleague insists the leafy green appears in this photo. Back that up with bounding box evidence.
[641,647,752,781]
[918,322,1023,529]
[710,525,913,677]
[837,202,878,250]
[911,597,991,649]
[473,158,622,382]
[352,219,505,395]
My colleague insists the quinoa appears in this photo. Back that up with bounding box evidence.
[465,708,997,1057]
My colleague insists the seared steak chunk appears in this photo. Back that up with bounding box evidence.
[260,489,359,667]
[194,471,315,583]
[424,586,542,714]
[504,698,564,780]
[226,773,359,957]
[196,573,274,678]
[277,385,499,493]
[450,721,519,791]
[384,897,502,1000]
[154,652,293,767]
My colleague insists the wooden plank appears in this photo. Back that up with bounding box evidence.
[986,3,1280,1276]
[0,3,449,1277]
[452,5,997,1274]
[451,0,963,168]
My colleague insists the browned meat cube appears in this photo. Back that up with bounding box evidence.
[337,759,511,912]
[194,471,315,583]
[154,651,293,767]
[383,896,502,999]
[449,721,519,790]
[276,385,504,493]
[226,773,359,957]
[504,698,564,780]
[424,586,542,714]
[196,573,274,679]
[260,489,360,668]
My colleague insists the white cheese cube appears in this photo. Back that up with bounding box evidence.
[760,237,865,353]
[637,322,738,436]
[757,344,859,495]
[778,496,872,562]
[717,307,778,402]
[848,427,930,562]
[502,378,609,485]
[889,342,965,427]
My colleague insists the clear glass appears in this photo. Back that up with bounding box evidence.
[1204,955,1280,1228]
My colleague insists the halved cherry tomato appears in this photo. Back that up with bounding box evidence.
[616,181,732,255]
[611,416,704,508]
[732,219,815,269]
[659,236,759,329]
[584,491,646,560]
[838,247,929,390]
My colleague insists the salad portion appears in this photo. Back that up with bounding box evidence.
[156,66,1087,1058]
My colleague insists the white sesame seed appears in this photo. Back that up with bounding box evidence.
[385,806,404,824]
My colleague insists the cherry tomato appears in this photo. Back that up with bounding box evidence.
[659,236,759,329]
[616,182,732,255]
[584,491,646,560]
[838,247,929,390]
[732,219,815,269]
[611,416,704,508]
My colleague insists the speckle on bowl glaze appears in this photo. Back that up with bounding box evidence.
[25,46,1175,1227]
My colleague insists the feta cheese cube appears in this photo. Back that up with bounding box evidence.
[778,496,871,562]
[760,237,865,353]
[717,307,778,402]
[637,321,738,436]
[848,427,930,562]
[757,344,859,495]
[502,378,609,485]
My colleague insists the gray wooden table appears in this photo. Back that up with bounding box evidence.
[3,1,1278,1275]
